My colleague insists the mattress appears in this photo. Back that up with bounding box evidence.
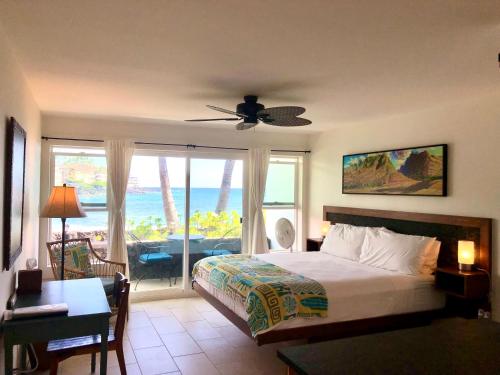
[195,251,445,332]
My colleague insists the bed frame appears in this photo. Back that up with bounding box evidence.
[193,206,492,345]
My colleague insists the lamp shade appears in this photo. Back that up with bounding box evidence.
[458,240,475,266]
[40,185,86,218]
[320,221,331,237]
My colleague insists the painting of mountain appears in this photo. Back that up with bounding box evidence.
[343,144,447,196]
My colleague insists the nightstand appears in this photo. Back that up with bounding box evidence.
[435,267,490,318]
[306,238,323,252]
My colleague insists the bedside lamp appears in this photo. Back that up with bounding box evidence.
[458,240,475,271]
[320,221,331,238]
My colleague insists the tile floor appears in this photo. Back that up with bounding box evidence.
[34,297,299,375]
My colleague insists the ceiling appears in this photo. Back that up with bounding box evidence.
[0,0,498,132]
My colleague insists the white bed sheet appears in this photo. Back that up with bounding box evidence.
[196,251,445,332]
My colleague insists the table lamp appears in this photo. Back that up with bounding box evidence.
[458,240,475,271]
[40,184,86,280]
[320,221,331,238]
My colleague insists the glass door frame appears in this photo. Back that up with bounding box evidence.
[131,146,248,295]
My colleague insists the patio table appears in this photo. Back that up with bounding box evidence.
[167,234,205,242]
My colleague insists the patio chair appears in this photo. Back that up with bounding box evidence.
[202,242,240,257]
[46,238,126,298]
[128,232,176,290]
[47,274,130,375]
[200,227,241,257]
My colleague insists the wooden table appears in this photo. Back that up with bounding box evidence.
[2,278,111,375]
[278,318,500,375]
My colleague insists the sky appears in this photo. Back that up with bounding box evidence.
[129,156,243,188]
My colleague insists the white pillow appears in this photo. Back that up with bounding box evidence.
[378,227,440,275]
[359,228,435,275]
[420,240,441,275]
[320,223,367,261]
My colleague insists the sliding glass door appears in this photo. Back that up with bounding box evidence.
[125,152,244,295]
[187,158,243,282]
[126,155,186,292]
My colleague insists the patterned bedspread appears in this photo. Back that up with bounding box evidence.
[192,254,328,336]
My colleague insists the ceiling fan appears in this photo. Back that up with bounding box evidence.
[185,95,311,130]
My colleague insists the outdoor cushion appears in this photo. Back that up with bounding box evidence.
[203,249,232,257]
[100,277,115,296]
[139,252,173,264]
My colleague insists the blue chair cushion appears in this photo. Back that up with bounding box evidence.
[99,277,115,296]
[203,249,232,257]
[139,252,173,264]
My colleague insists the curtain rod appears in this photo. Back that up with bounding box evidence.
[41,136,311,154]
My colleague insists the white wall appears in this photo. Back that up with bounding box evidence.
[308,93,500,320]
[0,27,41,315]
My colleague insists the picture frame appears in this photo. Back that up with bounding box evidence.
[3,117,27,270]
[342,144,447,196]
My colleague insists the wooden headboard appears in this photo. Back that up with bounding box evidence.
[323,206,492,273]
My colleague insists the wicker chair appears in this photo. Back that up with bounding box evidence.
[46,238,126,297]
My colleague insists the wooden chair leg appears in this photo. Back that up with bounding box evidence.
[91,352,96,373]
[49,359,59,375]
[116,347,127,375]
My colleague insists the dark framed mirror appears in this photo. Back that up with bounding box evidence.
[3,116,26,270]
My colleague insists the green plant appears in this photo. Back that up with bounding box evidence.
[126,216,168,240]
[126,210,241,241]
[189,210,241,238]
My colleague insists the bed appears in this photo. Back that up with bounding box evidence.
[192,206,492,345]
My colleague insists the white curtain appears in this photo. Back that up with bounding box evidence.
[248,147,270,254]
[105,140,135,272]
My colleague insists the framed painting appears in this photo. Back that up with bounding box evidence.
[342,144,447,196]
[3,117,27,270]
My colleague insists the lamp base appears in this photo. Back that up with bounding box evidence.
[458,263,472,272]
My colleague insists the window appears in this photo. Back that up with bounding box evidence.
[264,156,299,251]
[49,146,108,258]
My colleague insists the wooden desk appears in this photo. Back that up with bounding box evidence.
[278,318,500,375]
[2,278,111,375]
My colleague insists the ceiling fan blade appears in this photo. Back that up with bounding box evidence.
[185,118,241,122]
[236,122,258,131]
[262,117,312,127]
[257,106,305,119]
[207,105,248,118]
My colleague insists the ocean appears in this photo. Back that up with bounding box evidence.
[65,188,243,231]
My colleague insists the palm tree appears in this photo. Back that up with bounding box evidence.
[215,159,235,214]
[158,157,179,234]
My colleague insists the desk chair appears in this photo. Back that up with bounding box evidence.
[47,274,130,375]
